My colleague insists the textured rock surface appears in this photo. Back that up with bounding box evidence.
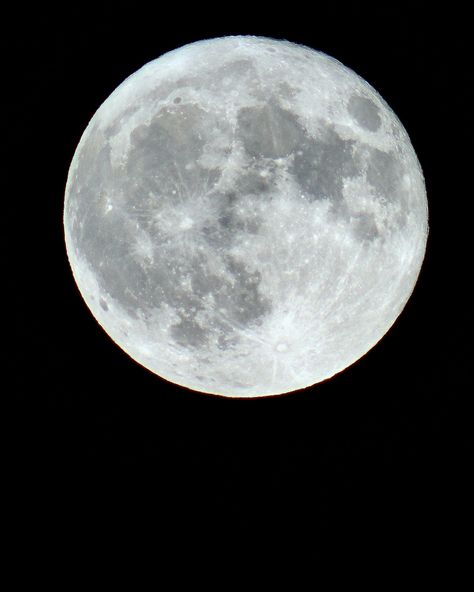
[64,36,428,396]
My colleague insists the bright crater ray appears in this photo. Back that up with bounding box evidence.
[64,36,428,397]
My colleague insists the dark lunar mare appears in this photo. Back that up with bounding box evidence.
[68,104,273,348]
[68,91,410,349]
[235,97,409,239]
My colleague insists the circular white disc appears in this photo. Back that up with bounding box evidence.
[64,36,428,397]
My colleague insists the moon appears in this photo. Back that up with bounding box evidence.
[64,36,428,397]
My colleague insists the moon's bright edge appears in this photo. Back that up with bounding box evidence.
[64,36,428,397]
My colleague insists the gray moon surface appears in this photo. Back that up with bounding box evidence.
[64,36,428,397]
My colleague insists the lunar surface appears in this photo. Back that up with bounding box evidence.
[64,36,428,397]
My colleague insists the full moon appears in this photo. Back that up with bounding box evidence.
[64,36,428,397]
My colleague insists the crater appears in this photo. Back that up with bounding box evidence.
[348,95,382,132]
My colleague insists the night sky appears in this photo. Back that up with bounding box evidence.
[7,3,472,571]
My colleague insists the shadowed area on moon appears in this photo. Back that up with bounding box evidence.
[68,83,411,351]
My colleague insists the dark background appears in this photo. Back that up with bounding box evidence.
[6,2,472,569]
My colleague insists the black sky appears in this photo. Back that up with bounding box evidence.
[6,3,473,571]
